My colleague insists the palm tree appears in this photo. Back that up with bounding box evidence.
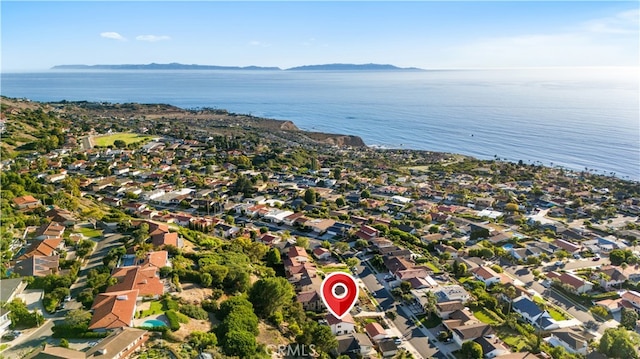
[422,291,437,319]
[505,286,517,314]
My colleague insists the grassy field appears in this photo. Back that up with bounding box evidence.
[76,227,103,238]
[473,308,503,325]
[139,301,164,318]
[93,133,152,147]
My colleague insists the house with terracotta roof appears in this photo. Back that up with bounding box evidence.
[325,313,355,335]
[471,266,501,286]
[18,238,63,260]
[355,225,379,241]
[620,290,640,313]
[364,322,388,342]
[33,222,65,239]
[141,251,169,269]
[550,272,593,294]
[89,289,138,331]
[151,232,183,249]
[45,207,78,227]
[14,255,59,277]
[296,290,324,312]
[12,195,41,210]
[287,246,308,262]
[312,247,331,260]
[106,266,164,299]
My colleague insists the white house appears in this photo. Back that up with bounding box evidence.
[470,266,501,286]
[326,313,355,336]
[546,328,592,356]
[0,308,11,336]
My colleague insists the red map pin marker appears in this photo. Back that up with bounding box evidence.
[320,272,359,319]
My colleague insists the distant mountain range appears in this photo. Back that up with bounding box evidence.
[51,62,425,71]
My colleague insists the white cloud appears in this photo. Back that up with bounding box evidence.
[100,32,126,41]
[442,8,639,67]
[136,35,171,42]
[583,8,640,34]
[249,40,271,47]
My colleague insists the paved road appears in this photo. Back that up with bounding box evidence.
[70,233,125,298]
[357,259,448,359]
[1,317,64,359]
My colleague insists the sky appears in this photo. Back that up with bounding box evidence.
[1,1,638,71]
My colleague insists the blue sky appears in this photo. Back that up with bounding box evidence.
[1,1,638,70]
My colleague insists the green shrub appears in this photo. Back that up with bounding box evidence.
[201,300,218,313]
[179,304,209,320]
[165,310,181,331]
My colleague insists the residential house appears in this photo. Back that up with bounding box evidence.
[553,238,581,254]
[334,333,374,358]
[0,278,28,304]
[355,225,379,241]
[378,339,399,357]
[435,285,471,303]
[33,222,65,239]
[594,266,629,290]
[85,327,149,359]
[471,266,501,287]
[151,232,183,249]
[258,233,281,246]
[0,308,11,337]
[14,255,59,277]
[436,301,465,319]
[435,244,459,259]
[306,218,336,234]
[141,251,170,269]
[106,266,164,299]
[44,207,78,227]
[12,195,42,210]
[549,271,594,294]
[512,297,556,330]
[620,290,640,313]
[474,336,510,358]
[296,291,325,312]
[326,313,356,335]
[287,246,309,263]
[215,223,239,238]
[364,322,388,342]
[312,247,331,261]
[27,345,85,359]
[451,322,494,348]
[546,328,593,356]
[18,238,63,260]
[88,289,139,331]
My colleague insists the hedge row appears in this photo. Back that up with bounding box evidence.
[165,310,181,331]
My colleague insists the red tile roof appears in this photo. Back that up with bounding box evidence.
[89,289,138,330]
[107,266,164,297]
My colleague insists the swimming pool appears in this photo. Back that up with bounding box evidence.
[502,244,514,250]
[141,319,167,328]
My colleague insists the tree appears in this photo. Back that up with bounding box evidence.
[333,168,341,180]
[133,223,149,245]
[297,321,337,354]
[249,277,295,318]
[599,327,640,359]
[188,331,218,350]
[113,139,127,148]
[400,281,412,294]
[222,330,256,357]
[266,248,282,266]
[335,197,346,207]
[345,257,360,269]
[304,188,316,204]
[361,189,371,199]
[60,338,69,348]
[422,290,437,319]
[460,341,483,359]
[295,236,309,249]
[334,241,350,253]
[620,308,639,331]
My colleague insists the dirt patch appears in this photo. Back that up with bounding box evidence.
[172,317,213,341]
[256,321,290,347]
[172,283,213,304]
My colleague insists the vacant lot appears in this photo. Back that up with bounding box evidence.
[93,133,152,147]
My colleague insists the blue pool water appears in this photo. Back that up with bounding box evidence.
[142,319,167,328]
[502,244,514,250]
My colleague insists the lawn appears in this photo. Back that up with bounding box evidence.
[139,301,164,318]
[547,307,568,321]
[473,308,503,325]
[76,227,103,238]
[425,262,442,274]
[320,265,349,274]
[417,314,442,328]
[496,325,531,352]
[93,133,152,147]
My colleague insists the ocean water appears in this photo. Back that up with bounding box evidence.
[1,68,638,180]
